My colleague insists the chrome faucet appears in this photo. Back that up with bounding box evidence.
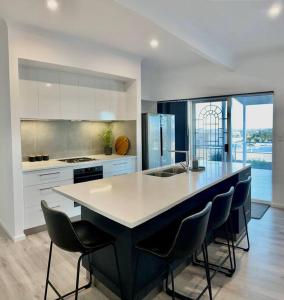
[168,150,190,173]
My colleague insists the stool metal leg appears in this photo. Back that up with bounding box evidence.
[45,248,94,300]
[75,254,84,300]
[242,206,250,251]
[215,206,250,252]
[193,231,235,277]
[202,242,212,300]
[44,241,53,300]
[228,215,236,270]
[166,243,212,300]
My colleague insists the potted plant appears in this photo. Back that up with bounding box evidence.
[101,126,114,155]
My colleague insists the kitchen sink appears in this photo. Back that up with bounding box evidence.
[146,171,175,177]
[146,167,187,177]
[162,167,187,174]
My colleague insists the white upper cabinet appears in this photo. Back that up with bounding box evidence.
[37,69,61,119]
[19,66,39,119]
[94,77,113,121]
[78,75,95,120]
[59,72,79,120]
[18,63,135,121]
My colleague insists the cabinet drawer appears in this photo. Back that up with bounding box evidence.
[103,158,136,176]
[24,180,73,209]
[24,206,45,229]
[23,179,80,230]
[24,200,78,230]
[23,168,73,187]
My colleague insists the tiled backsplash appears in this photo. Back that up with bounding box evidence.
[21,120,136,161]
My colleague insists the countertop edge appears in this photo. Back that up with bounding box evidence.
[22,155,137,173]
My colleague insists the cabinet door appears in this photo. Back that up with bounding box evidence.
[38,69,61,119]
[108,80,118,120]
[78,75,95,120]
[59,72,79,120]
[94,77,111,120]
[18,66,39,118]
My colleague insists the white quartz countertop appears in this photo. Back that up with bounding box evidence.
[54,161,250,228]
[22,154,136,172]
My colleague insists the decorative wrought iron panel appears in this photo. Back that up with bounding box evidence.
[193,100,227,162]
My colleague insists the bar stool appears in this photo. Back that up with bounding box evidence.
[214,176,251,271]
[133,202,213,300]
[230,176,251,252]
[194,187,235,277]
[41,200,123,300]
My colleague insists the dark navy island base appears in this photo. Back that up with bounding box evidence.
[82,167,251,300]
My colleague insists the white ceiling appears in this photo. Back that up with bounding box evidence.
[0,0,283,70]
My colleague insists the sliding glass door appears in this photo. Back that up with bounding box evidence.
[230,94,273,202]
[191,93,273,202]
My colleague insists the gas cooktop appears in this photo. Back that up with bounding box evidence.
[58,157,97,163]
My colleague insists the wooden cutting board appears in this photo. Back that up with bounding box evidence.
[115,136,130,155]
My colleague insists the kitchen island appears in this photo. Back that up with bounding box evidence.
[55,161,251,300]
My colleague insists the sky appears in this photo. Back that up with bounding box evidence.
[232,101,273,130]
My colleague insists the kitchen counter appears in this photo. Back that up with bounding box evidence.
[22,154,136,172]
[55,161,250,228]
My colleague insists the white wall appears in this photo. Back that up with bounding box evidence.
[141,100,157,114]
[142,50,284,208]
[0,20,15,237]
[4,22,142,239]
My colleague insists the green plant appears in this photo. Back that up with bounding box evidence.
[101,126,113,148]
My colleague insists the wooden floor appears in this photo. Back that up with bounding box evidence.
[0,208,283,300]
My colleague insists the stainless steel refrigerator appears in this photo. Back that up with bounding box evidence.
[142,113,175,170]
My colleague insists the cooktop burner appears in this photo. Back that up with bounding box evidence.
[58,157,96,163]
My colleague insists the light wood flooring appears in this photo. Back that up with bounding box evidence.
[0,208,283,300]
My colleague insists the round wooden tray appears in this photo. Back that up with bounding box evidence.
[115,136,130,155]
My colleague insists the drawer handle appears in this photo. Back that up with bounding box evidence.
[113,162,128,166]
[50,205,60,209]
[39,172,60,177]
[40,186,60,192]
[40,204,60,210]
[114,173,128,176]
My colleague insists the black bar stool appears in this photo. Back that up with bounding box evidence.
[41,200,123,300]
[194,187,235,277]
[214,176,251,270]
[133,202,213,300]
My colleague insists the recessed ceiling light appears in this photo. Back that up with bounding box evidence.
[268,2,282,19]
[46,0,59,11]
[150,39,159,49]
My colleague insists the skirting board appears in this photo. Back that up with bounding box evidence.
[271,203,284,210]
[0,220,26,242]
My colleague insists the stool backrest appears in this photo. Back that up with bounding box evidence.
[41,200,84,252]
[208,186,234,231]
[232,176,251,210]
[167,202,212,260]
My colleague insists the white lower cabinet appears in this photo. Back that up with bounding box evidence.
[23,173,79,230]
[103,158,136,178]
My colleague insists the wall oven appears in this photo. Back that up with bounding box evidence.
[73,166,103,206]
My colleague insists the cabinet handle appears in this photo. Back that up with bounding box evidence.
[113,162,128,166]
[40,186,60,192]
[39,172,60,177]
[50,205,60,209]
[113,173,128,176]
